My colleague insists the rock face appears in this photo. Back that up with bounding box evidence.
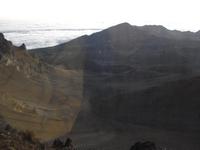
[31,23,200,133]
[0,33,83,140]
[0,33,13,56]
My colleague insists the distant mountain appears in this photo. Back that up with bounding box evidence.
[0,33,83,140]
[31,23,200,72]
[30,23,200,133]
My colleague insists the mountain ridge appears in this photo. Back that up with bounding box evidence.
[2,22,200,149]
[30,23,200,71]
[30,23,200,134]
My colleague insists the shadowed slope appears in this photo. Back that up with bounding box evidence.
[31,23,200,132]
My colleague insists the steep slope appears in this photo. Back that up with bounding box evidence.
[31,23,200,132]
[0,33,83,141]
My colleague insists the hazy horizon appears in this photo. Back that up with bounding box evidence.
[1,19,200,49]
[0,0,200,31]
[0,20,101,49]
[1,0,200,49]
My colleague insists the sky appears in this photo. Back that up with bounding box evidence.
[0,0,200,31]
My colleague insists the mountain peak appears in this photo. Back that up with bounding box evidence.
[110,22,132,29]
[117,22,132,26]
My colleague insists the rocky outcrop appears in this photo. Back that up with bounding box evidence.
[19,43,26,50]
[0,33,13,56]
[0,124,44,150]
[0,33,44,78]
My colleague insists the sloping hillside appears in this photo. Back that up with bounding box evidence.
[31,23,200,132]
[0,33,83,141]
